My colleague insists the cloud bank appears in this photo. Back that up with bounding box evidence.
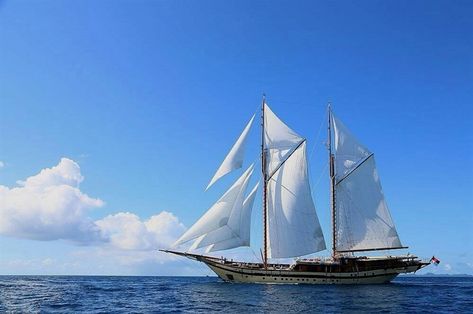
[0,158,185,252]
[0,158,104,242]
[96,211,185,250]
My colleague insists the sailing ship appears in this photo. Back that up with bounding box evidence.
[162,98,431,284]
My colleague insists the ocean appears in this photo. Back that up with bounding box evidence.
[0,276,471,313]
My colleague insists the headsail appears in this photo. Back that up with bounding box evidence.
[173,164,254,247]
[264,104,326,258]
[331,113,403,252]
[199,182,259,252]
[206,115,255,190]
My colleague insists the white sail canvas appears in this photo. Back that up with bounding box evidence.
[335,157,402,251]
[173,164,254,247]
[332,113,402,251]
[332,114,371,182]
[263,104,305,177]
[267,141,326,258]
[196,182,258,251]
[206,115,255,190]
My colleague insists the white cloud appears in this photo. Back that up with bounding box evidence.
[0,158,186,253]
[96,211,185,250]
[0,158,104,242]
[0,161,4,168]
[444,263,452,271]
[41,257,55,267]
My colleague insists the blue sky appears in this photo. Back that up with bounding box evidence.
[0,0,471,275]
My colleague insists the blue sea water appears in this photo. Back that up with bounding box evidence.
[0,276,471,313]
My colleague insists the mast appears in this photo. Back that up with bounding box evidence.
[327,104,337,258]
[261,95,268,268]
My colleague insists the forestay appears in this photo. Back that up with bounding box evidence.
[264,104,326,258]
[332,114,402,252]
[206,115,255,190]
[173,164,254,247]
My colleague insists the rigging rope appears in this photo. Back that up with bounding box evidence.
[307,112,329,200]
[308,111,326,163]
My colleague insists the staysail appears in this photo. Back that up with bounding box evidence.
[331,113,403,252]
[173,164,254,247]
[264,104,326,258]
[206,115,255,190]
[202,182,259,253]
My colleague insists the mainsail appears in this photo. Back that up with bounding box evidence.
[331,113,403,252]
[264,104,326,258]
[206,115,255,190]
[173,164,254,247]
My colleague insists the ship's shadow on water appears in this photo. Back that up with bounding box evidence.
[0,276,471,313]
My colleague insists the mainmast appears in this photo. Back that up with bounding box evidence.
[261,95,268,268]
[327,104,337,258]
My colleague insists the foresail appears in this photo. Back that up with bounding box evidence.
[188,234,206,251]
[267,141,326,258]
[195,182,258,251]
[332,113,402,252]
[173,164,254,247]
[206,115,255,190]
[263,104,305,177]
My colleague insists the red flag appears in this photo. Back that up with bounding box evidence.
[430,256,440,265]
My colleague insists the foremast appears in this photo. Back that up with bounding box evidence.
[261,95,268,268]
[327,104,337,258]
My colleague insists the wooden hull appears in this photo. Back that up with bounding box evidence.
[161,250,430,285]
[206,262,416,284]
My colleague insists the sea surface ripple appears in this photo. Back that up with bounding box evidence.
[0,276,471,313]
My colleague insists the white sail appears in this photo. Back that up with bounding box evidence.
[173,164,254,247]
[332,114,371,182]
[206,115,255,190]
[188,234,206,251]
[267,141,326,258]
[263,104,305,177]
[332,113,402,252]
[195,182,259,251]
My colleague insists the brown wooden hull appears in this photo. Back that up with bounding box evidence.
[161,250,430,284]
